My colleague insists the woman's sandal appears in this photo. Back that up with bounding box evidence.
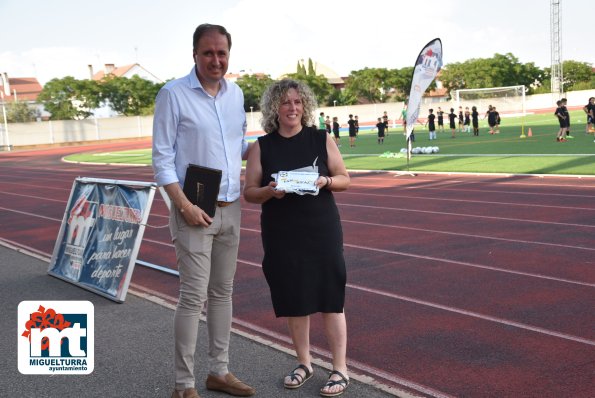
[284,364,313,389]
[320,370,350,397]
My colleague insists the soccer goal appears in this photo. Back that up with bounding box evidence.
[455,85,526,117]
[455,85,530,138]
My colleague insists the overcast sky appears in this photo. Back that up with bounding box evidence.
[0,0,591,85]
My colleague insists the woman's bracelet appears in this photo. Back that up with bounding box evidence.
[326,176,333,189]
[180,202,194,213]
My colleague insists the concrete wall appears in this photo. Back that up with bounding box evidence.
[2,89,594,149]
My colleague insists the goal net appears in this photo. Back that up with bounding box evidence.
[455,85,526,116]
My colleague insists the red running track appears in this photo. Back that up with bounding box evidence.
[1,139,594,398]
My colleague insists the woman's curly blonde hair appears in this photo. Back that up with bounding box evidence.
[260,79,318,134]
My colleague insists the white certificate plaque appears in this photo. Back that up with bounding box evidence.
[275,171,319,195]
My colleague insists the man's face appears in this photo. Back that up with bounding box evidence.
[193,30,229,85]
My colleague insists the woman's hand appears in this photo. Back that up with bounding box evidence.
[268,181,286,199]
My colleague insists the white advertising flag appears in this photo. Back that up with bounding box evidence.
[406,38,443,140]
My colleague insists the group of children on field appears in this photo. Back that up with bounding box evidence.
[423,105,499,140]
[322,96,595,147]
[555,96,595,142]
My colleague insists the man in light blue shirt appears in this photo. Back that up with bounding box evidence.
[152,24,254,398]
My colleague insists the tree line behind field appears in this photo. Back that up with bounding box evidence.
[7,53,593,122]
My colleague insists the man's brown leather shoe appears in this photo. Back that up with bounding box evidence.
[170,387,200,398]
[206,373,255,397]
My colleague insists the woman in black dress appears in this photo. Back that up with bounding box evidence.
[243,79,351,397]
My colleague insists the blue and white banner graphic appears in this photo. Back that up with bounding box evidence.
[48,178,156,302]
[406,38,443,140]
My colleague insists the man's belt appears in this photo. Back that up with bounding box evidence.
[217,201,234,208]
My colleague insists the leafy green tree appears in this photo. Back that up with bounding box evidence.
[559,60,593,91]
[285,72,333,106]
[327,88,357,106]
[100,75,163,116]
[344,68,393,103]
[6,101,35,122]
[307,58,316,76]
[539,60,593,92]
[236,74,275,111]
[386,67,417,101]
[37,77,101,120]
[438,53,542,95]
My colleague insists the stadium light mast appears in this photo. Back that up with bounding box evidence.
[550,0,563,96]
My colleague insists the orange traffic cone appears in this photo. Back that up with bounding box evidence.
[528,128,533,137]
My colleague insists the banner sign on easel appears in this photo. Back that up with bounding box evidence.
[48,177,156,302]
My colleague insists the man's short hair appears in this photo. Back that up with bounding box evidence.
[193,24,232,51]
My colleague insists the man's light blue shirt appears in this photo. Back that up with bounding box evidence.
[152,67,248,202]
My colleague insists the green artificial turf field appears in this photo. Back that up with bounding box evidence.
[64,110,595,175]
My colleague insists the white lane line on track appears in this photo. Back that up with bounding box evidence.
[235,258,595,347]
[337,202,595,229]
[349,283,595,347]
[1,205,592,286]
[0,238,449,398]
[240,229,594,288]
[341,218,595,252]
[338,191,595,211]
[341,242,595,287]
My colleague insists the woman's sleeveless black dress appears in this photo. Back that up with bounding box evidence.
[258,127,346,317]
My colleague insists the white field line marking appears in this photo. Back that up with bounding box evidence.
[92,153,145,157]
[343,153,595,158]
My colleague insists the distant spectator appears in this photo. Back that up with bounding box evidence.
[458,106,464,133]
[319,112,326,130]
[471,106,479,136]
[583,97,595,134]
[425,108,436,140]
[383,111,389,135]
[347,114,356,147]
[492,106,501,134]
[376,117,386,144]
[561,98,573,138]
[554,100,568,142]
[464,106,471,133]
[437,107,445,133]
[332,116,341,146]
[448,108,457,138]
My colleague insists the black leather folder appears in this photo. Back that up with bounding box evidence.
[182,164,222,217]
